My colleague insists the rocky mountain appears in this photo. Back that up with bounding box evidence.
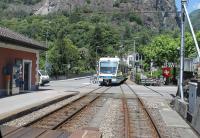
[0,0,178,30]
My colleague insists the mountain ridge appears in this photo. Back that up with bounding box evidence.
[0,0,178,30]
[189,9,200,31]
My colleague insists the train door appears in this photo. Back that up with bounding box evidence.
[23,60,32,90]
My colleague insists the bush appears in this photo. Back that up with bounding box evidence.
[145,68,162,78]
[135,73,141,84]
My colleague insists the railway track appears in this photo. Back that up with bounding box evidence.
[3,84,162,138]
[26,86,111,130]
[57,94,108,133]
[1,83,94,126]
[120,84,161,138]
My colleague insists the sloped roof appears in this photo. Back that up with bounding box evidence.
[0,27,47,50]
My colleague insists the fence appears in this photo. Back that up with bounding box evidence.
[140,78,164,86]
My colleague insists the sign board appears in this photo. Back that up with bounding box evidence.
[162,67,171,78]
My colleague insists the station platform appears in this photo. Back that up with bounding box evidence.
[0,125,101,138]
[0,90,78,123]
[0,125,69,138]
[129,85,199,138]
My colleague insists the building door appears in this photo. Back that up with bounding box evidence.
[23,60,32,91]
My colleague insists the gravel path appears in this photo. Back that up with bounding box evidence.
[99,99,124,138]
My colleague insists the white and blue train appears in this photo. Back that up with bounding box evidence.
[98,57,128,85]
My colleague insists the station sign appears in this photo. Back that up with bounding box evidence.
[162,62,177,68]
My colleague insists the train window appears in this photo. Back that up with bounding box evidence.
[100,62,118,74]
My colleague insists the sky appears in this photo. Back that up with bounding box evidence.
[176,0,200,13]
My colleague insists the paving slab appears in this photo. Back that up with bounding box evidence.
[69,127,101,138]
[0,90,78,121]
[175,127,199,138]
[128,84,199,138]
[160,110,190,128]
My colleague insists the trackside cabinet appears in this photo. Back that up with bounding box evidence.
[188,82,198,114]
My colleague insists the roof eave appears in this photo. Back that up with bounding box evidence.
[0,36,47,51]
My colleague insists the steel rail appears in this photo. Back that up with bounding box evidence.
[27,87,111,130]
[24,86,103,127]
[120,85,131,138]
[125,83,161,138]
[53,87,111,130]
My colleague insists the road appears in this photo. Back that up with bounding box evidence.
[39,77,96,92]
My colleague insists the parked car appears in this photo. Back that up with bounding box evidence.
[38,70,50,86]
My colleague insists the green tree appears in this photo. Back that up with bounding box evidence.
[140,35,179,66]
[140,32,200,69]
[182,32,200,58]
[48,37,79,76]
[89,23,120,68]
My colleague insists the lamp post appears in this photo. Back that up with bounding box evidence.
[95,46,100,80]
[133,40,136,70]
[133,37,139,72]
[45,31,48,73]
[150,59,153,77]
[67,3,72,15]
[45,21,51,73]
[96,46,100,63]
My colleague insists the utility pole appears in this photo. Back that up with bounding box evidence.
[179,0,186,101]
[183,2,200,57]
[96,46,99,63]
[133,40,136,69]
[179,0,200,101]
[67,3,72,15]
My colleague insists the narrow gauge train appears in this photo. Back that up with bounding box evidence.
[98,57,128,85]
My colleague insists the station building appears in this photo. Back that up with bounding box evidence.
[0,27,47,96]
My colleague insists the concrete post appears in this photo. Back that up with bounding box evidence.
[179,0,187,101]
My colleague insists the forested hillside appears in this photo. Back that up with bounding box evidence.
[0,0,178,30]
[0,11,152,75]
[0,0,181,76]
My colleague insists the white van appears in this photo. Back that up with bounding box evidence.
[38,70,50,86]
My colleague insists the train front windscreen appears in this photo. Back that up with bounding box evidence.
[100,62,118,74]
